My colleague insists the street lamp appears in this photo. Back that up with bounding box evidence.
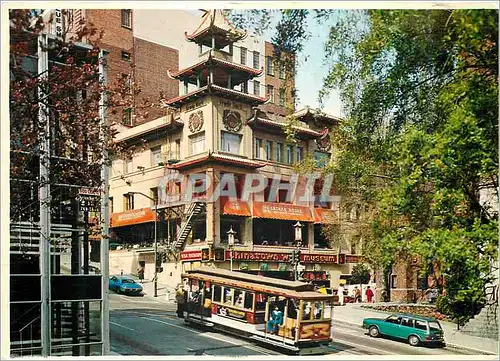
[227,226,236,272]
[293,221,303,281]
[127,191,158,297]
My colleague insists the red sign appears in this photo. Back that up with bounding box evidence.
[222,250,339,264]
[221,198,251,216]
[345,255,361,263]
[253,202,313,222]
[180,250,202,261]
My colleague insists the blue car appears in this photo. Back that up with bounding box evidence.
[109,276,143,295]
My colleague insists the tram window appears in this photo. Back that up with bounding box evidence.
[213,285,222,302]
[234,289,244,308]
[314,301,324,320]
[302,301,313,320]
[255,293,267,310]
[287,299,298,319]
[324,301,332,319]
[244,292,254,310]
[223,287,233,305]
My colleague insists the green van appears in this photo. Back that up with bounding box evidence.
[362,313,445,347]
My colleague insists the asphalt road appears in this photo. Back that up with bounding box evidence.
[109,292,484,356]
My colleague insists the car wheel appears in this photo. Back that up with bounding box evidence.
[408,335,420,347]
[369,326,380,337]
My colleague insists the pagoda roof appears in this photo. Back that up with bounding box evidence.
[293,106,342,125]
[185,9,247,48]
[167,50,263,80]
[165,84,269,108]
[168,151,266,170]
[248,110,328,139]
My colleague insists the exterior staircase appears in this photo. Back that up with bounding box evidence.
[460,285,498,340]
[169,201,205,251]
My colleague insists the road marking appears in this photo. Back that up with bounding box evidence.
[141,317,273,355]
[118,295,136,303]
[333,338,394,355]
[110,321,136,332]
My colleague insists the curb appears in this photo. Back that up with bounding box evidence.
[332,318,498,355]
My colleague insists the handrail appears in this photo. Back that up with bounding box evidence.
[19,315,40,333]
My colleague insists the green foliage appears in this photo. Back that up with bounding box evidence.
[351,263,371,285]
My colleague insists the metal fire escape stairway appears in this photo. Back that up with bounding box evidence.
[169,201,205,252]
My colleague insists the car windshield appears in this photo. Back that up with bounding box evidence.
[428,321,442,332]
[121,279,135,284]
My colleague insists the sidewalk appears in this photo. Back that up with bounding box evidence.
[333,303,498,355]
[134,278,177,305]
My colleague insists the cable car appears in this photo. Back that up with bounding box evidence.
[181,267,335,355]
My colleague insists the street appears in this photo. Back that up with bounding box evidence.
[109,292,484,356]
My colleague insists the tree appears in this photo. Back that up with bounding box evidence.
[232,8,498,324]
[351,263,371,286]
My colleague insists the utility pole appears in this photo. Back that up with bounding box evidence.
[99,49,110,355]
[38,33,51,357]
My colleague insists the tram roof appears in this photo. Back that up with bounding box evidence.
[183,267,333,300]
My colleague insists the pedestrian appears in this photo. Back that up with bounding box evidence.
[337,285,345,305]
[365,286,374,303]
[137,266,145,284]
[175,284,186,318]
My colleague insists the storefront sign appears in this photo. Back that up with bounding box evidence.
[216,305,247,320]
[180,250,202,261]
[314,208,338,224]
[110,208,156,228]
[253,202,313,222]
[214,248,225,262]
[221,198,251,216]
[223,250,339,264]
[345,255,361,263]
[302,253,338,264]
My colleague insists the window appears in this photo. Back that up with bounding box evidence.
[302,301,313,320]
[123,107,132,125]
[240,47,247,65]
[244,292,254,310]
[414,320,428,330]
[150,146,162,166]
[121,50,131,61]
[391,274,397,288]
[174,139,181,159]
[109,196,114,214]
[124,158,133,174]
[314,151,329,167]
[123,193,134,211]
[255,293,267,310]
[276,143,283,162]
[296,146,303,162]
[221,131,241,154]
[314,301,324,320]
[121,9,132,28]
[213,285,222,303]
[428,321,442,332]
[286,145,293,164]
[253,80,260,96]
[190,132,205,155]
[150,187,158,205]
[241,80,248,93]
[267,85,274,103]
[234,289,244,308]
[223,287,233,304]
[264,140,272,160]
[255,138,262,158]
[386,315,402,324]
[279,62,285,79]
[253,51,260,69]
[402,317,414,328]
[266,56,274,75]
[279,89,285,106]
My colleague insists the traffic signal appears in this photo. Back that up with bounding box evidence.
[296,248,301,263]
[289,250,296,264]
[156,266,163,273]
[162,253,167,263]
[156,254,162,267]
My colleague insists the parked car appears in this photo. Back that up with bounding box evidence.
[362,313,445,347]
[109,276,143,295]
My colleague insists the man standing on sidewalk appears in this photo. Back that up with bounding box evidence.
[365,286,374,303]
[175,284,186,318]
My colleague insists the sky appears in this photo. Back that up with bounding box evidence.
[261,12,344,118]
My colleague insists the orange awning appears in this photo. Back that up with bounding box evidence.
[111,208,156,228]
[253,202,313,222]
[221,198,251,216]
[314,208,339,224]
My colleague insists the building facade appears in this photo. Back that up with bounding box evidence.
[107,10,359,293]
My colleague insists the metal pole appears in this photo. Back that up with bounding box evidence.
[99,49,110,356]
[154,201,158,297]
[38,32,51,357]
[230,247,233,272]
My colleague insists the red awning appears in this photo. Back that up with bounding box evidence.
[314,208,338,224]
[221,198,251,216]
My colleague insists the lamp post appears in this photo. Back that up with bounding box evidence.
[293,221,303,281]
[127,191,158,297]
[227,226,236,272]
